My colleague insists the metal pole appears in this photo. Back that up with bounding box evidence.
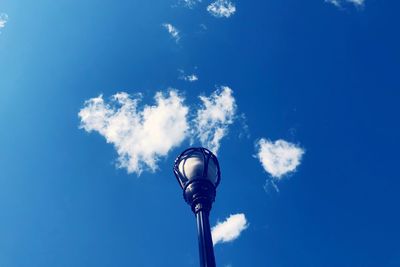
[195,205,216,267]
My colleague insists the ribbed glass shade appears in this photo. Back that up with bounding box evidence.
[173,147,221,189]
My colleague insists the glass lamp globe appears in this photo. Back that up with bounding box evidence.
[173,147,221,190]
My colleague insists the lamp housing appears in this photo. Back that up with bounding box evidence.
[173,147,221,212]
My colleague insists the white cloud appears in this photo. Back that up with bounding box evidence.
[79,87,238,174]
[79,91,189,175]
[256,139,304,179]
[0,13,8,30]
[179,0,202,9]
[325,0,341,7]
[325,0,364,8]
[184,74,198,82]
[194,86,236,154]
[162,23,180,43]
[348,0,364,6]
[207,0,236,18]
[212,213,248,246]
[178,69,198,82]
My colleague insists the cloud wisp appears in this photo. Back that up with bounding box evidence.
[178,69,198,82]
[256,139,304,179]
[183,74,198,82]
[79,91,189,175]
[207,0,236,18]
[0,13,8,31]
[325,0,365,8]
[162,23,180,43]
[194,86,236,154]
[347,0,364,6]
[179,0,202,9]
[212,213,248,246]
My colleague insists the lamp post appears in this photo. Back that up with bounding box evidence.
[173,147,221,267]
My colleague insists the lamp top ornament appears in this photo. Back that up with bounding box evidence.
[173,147,221,190]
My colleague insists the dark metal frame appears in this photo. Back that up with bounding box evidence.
[173,147,221,267]
[173,147,221,189]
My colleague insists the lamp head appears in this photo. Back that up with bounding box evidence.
[173,147,221,212]
[173,147,221,189]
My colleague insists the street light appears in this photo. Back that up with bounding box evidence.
[173,147,221,267]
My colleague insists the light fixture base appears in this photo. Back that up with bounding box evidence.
[183,179,216,214]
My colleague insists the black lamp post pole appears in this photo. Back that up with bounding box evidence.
[195,204,216,267]
[185,180,217,267]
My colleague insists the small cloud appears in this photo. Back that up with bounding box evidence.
[212,213,248,246]
[325,0,341,7]
[263,179,280,194]
[184,74,198,82]
[179,0,202,9]
[238,113,250,139]
[162,23,180,43]
[178,69,199,82]
[199,24,207,31]
[348,0,364,6]
[0,13,9,31]
[325,0,364,8]
[79,91,189,175]
[207,0,236,18]
[194,86,237,154]
[256,139,304,180]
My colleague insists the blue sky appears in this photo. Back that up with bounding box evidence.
[1,0,400,266]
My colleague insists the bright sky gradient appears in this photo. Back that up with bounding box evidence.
[1,0,400,266]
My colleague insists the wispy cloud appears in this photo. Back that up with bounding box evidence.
[179,0,202,9]
[348,0,364,6]
[325,0,365,8]
[194,86,236,154]
[207,0,236,18]
[178,69,198,82]
[79,91,189,175]
[199,24,207,31]
[212,213,248,246]
[0,13,9,31]
[256,139,304,179]
[184,74,198,82]
[162,23,180,43]
[325,0,341,7]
